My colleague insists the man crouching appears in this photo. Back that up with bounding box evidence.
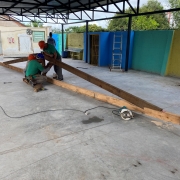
[23,54,50,87]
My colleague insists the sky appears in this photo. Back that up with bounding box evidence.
[47,0,169,30]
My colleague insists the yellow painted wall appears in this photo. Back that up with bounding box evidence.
[67,33,84,48]
[0,26,50,56]
[166,30,180,77]
[66,33,84,60]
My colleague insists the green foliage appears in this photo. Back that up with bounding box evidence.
[52,28,62,33]
[140,0,169,29]
[31,19,43,27]
[168,0,180,29]
[133,16,159,30]
[65,26,82,33]
[23,19,43,27]
[65,24,106,33]
[108,0,170,31]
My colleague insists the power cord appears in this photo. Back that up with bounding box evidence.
[0,105,121,119]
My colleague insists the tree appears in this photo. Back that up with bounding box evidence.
[65,24,106,33]
[140,0,169,29]
[168,0,180,28]
[108,0,170,31]
[23,19,43,27]
[133,16,159,30]
[31,19,43,27]
[52,28,62,33]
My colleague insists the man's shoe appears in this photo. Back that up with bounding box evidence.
[23,78,29,84]
[53,73,58,79]
[29,80,37,87]
[57,78,63,81]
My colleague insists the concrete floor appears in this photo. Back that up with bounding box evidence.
[0,57,180,180]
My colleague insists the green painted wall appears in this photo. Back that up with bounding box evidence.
[132,30,173,75]
[166,30,180,77]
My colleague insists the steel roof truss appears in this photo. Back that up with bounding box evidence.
[83,10,92,20]
[93,0,107,12]
[125,0,136,14]
[110,0,123,13]
[22,8,47,23]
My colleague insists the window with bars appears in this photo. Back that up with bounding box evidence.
[33,31,45,42]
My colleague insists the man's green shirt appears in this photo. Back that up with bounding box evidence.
[25,60,44,78]
[43,44,61,59]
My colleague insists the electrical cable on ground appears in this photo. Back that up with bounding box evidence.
[0,105,122,119]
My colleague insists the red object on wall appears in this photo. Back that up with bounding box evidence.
[7,37,11,43]
[7,37,15,43]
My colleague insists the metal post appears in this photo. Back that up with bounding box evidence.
[137,0,140,14]
[125,16,132,72]
[62,24,64,53]
[86,21,89,63]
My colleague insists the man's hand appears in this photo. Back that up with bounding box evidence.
[43,51,54,58]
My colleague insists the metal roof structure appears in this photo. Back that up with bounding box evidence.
[0,0,137,24]
[1,0,179,24]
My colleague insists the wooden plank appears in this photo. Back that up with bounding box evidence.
[0,62,23,73]
[3,57,28,65]
[23,77,44,92]
[144,108,180,125]
[47,78,180,124]
[0,62,180,125]
[47,77,145,114]
[44,54,162,111]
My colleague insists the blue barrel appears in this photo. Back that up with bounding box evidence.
[62,51,68,58]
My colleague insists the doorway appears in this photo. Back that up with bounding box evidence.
[90,35,99,65]
[18,35,32,54]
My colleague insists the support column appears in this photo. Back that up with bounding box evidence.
[137,0,140,14]
[62,24,64,54]
[125,16,132,72]
[85,21,89,63]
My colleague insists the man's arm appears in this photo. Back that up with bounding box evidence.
[42,51,57,63]
[41,67,50,74]
[43,51,53,58]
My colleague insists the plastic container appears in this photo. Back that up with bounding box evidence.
[62,51,68,58]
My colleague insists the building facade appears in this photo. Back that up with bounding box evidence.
[0,16,50,56]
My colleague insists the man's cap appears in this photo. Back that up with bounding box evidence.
[36,53,44,59]
[28,54,36,60]
[38,40,45,49]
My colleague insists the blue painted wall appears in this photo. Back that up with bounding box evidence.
[84,32,111,66]
[109,31,134,69]
[52,33,67,55]
[83,31,134,68]
[99,32,111,66]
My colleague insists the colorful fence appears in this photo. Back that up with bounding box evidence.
[60,31,180,78]
[83,31,134,68]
